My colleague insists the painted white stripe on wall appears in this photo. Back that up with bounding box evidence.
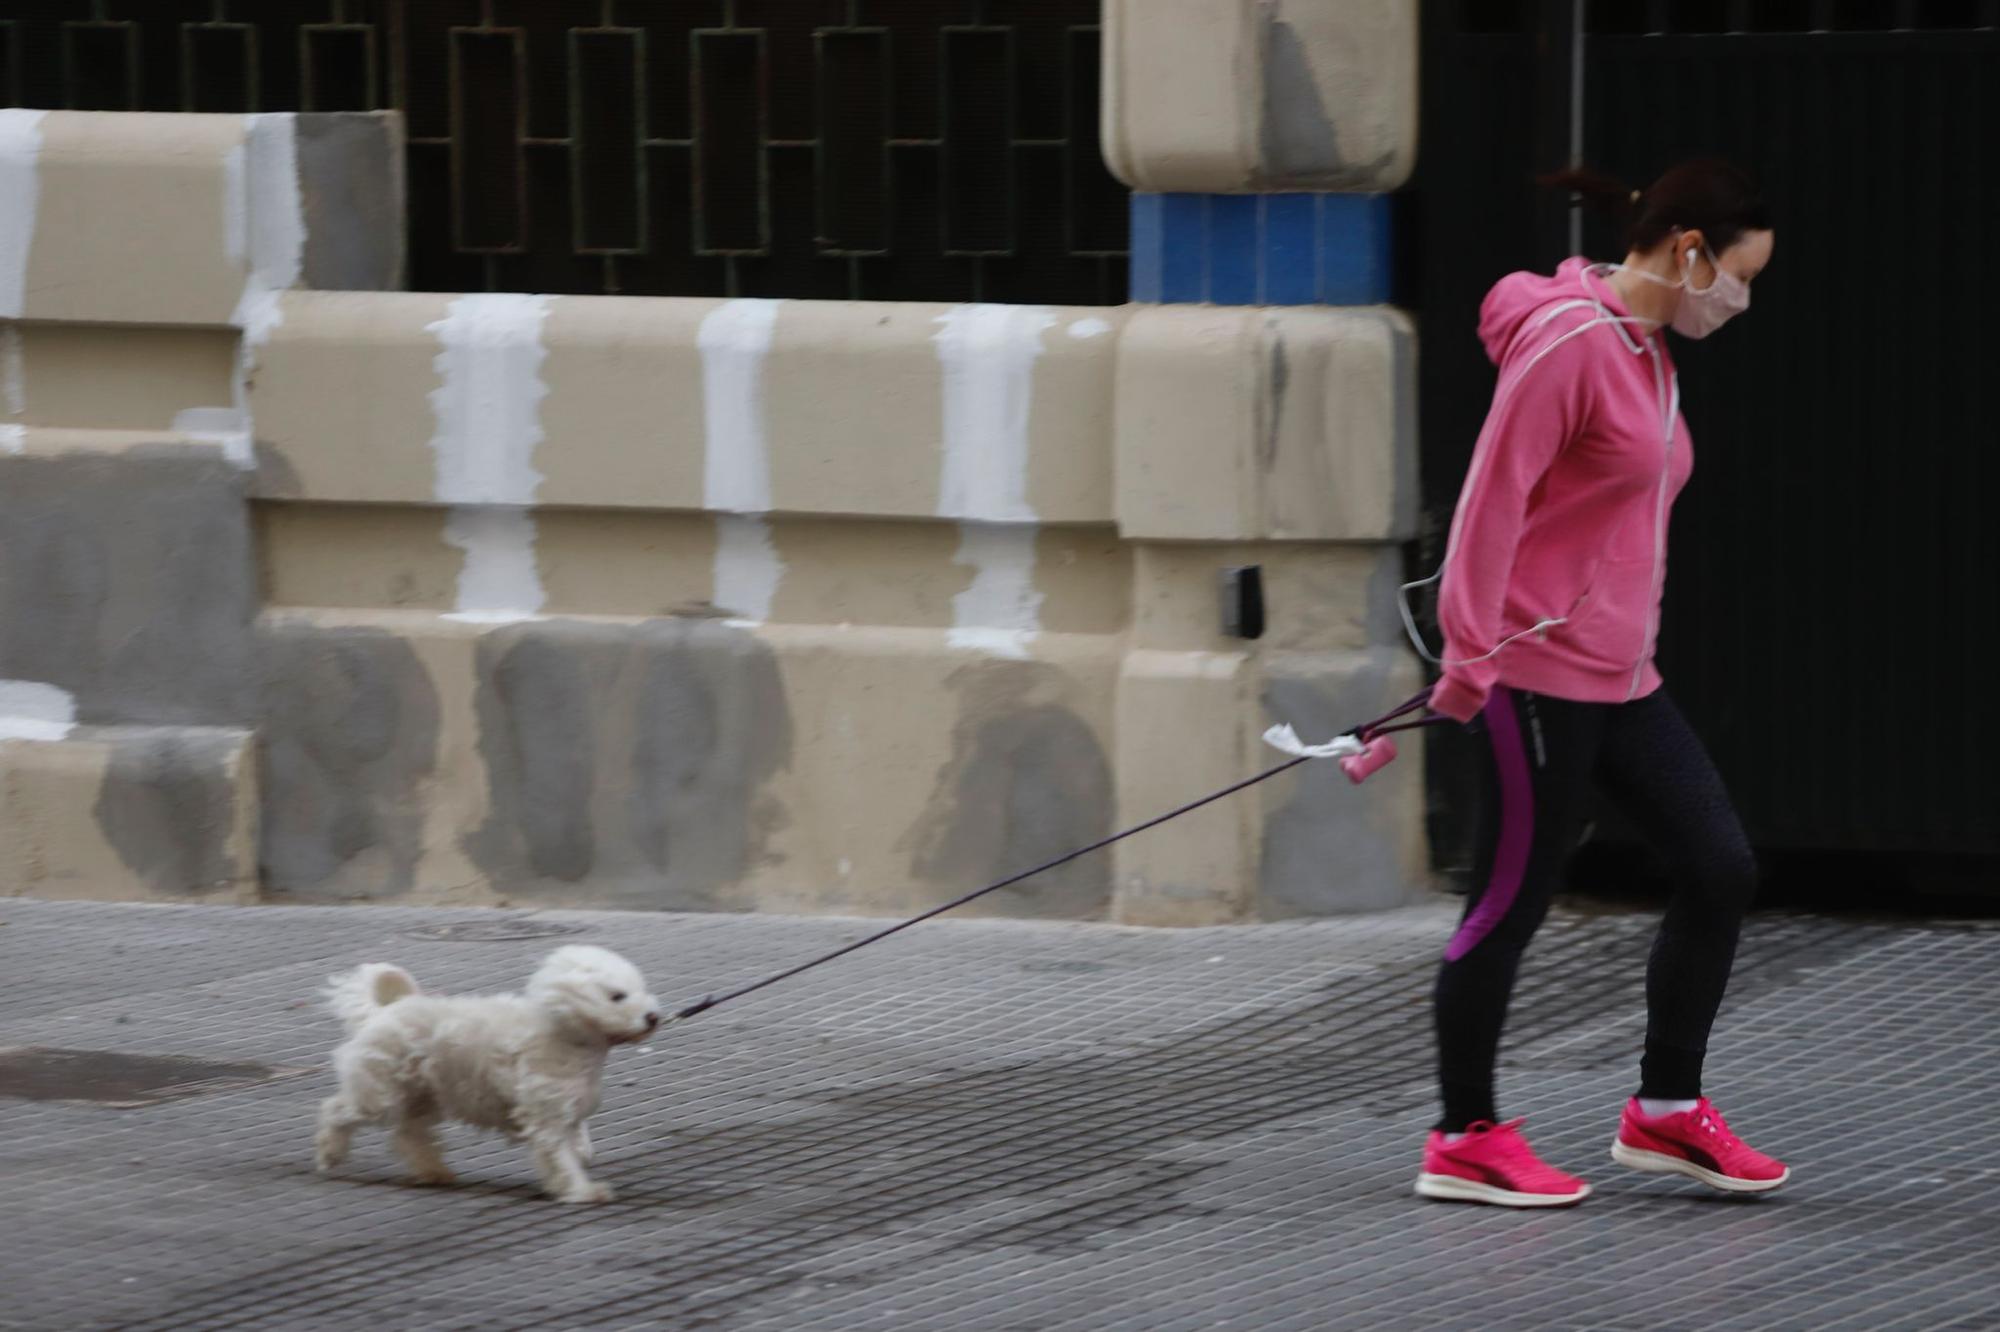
[0,679,76,743]
[426,292,555,623]
[948,525,1044,660]
[0,109,47,321]
[699,298,785,625]
[712,514,781,625]
[933,304,1056,656]
[0,109,46,320]
[934,304,1055,523]
[173,115,306,468]
[241,114,305,297]
[443,508,545,624]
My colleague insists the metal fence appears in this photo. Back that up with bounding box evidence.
[0,0,1128,304]
[1414,0,2000,875]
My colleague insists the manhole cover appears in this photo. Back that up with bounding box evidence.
[403,918,587,943]
[0,1047,304,1108]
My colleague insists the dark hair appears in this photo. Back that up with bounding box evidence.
[1540,158,1771,256]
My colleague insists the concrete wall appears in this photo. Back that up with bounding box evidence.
[1101,0,1418,194]
[0,105,1427,924]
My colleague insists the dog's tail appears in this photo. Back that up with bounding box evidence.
[324,962,421,1034]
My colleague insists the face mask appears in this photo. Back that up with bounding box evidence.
[1669,243,1751,339]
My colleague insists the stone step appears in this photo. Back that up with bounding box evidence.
[0,723,256,903]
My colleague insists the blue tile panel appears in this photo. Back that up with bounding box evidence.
[1129,191,1393,306]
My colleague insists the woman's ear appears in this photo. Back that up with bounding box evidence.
[1676,228,1716,287]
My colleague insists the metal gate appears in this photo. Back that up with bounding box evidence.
[1414,0,2000,882]
[0,1,1127,305]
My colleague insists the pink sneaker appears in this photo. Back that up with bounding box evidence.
[1611,1097,1791,1193]
[1415,1119,1592,1207]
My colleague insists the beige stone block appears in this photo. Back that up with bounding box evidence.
[4,322,237,433]
[761,302,1121,524]
[1130,542,1407,654]
[255,499,1128,642]
[256,609,491,908]
[1115,304,1415,542]
[1111,648,1261,926]
[745,624,1120,920]
[255,610,1123,920]
[535,294,711,510]
[14,113,246,326]
[3,110,402,329]
[249,290,454,502]
[252,293,1124,523]
[1102,0,1418,193]
[0,728,257,904]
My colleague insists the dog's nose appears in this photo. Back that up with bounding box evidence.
[644,1011,660,1029]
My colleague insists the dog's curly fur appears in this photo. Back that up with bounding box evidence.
[314,945,660,1203]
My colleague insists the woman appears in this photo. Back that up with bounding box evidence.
[1411,159,1785,1207]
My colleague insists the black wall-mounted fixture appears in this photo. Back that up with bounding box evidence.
[1219,565,1265,640]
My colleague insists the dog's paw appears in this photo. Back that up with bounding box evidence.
[556,1180,614,1204]
[409,1166,457,1187]
[314,1140,347,1174]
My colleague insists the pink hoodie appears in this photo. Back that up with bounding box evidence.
[1430,258,1694,723]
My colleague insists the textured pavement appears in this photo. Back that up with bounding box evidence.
[3,895,1997,1332]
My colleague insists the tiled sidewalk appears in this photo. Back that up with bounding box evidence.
[3,897,1994,1331]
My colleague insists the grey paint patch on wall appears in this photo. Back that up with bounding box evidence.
[0,448,255,728]
[1257,17,1399,190]
[1364,546,1410,647]
[250,444,304,500]
[258,623,440,901]
[901,661,1113,920]
[94,726,244,897]
[294,113,406,293]
[1263,326,1289,471]
[1260,648,1416,917]
[1260,20,1346,181]
[465,618,793,910]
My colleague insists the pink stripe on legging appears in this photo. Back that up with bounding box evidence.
[1443,688,1534,962]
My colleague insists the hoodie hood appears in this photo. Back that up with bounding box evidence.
[1478,257,1640,366]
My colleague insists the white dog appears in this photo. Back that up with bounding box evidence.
[314,944,660,1203]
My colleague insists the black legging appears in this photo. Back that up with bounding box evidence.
[1434,685,1758,1132]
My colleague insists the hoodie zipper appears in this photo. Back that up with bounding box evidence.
[1629,342,1678,701]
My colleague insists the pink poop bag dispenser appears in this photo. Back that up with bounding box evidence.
[1339,735,1398,785]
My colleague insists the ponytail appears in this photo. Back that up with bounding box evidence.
[1541,158,1770,256]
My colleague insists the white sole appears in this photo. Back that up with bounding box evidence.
[1611,1140,1791,1193]
[1414,1171,1590,1208]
